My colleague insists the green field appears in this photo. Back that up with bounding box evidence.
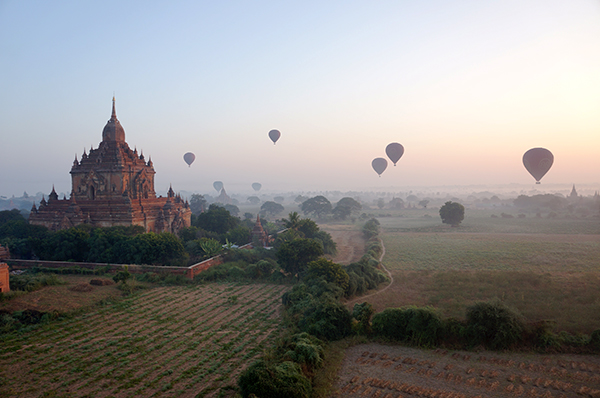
[0,282,288,398]
[372,212,600,334]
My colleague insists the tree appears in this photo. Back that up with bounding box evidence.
[306,258,349,291]
[439,201,465,227]
[247,196,260,205]
[195,204,239,234]
[223,204,240,217]
[261,201,285,217]
[406,194,419,203]
[276,238,324,278]
[313,230,337,255]
[282,211,301,229]
[376,198,385,209]
[238,360,311,398]
[189,194,207,214]
[296,219,319,238]
[389,197,404,209]
[300,196,332,219]
[352,302,374,336]
[418,199,430,209]
[332,197,362,220]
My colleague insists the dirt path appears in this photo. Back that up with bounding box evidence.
[345,238,394,308]
[320,224,366,265]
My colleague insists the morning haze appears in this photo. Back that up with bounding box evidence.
[1,2,600,398]
[1,1,599,198]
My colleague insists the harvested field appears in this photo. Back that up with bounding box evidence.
[366,232,600,334]
[320,224,366,265]
[334,343,600,398]
[0,282,288,398]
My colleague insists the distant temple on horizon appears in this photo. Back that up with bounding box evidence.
[29,98,191,233]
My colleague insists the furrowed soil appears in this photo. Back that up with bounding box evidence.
[0,282,288,398]
[334,343,600,398]
[326,216,600,397]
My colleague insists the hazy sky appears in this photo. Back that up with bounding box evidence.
[1,1,599,197]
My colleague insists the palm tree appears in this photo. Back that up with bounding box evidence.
[282,211,301,229]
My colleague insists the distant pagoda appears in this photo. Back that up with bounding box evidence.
[29,98,191,233]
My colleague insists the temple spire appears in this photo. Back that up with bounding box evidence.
[112,96,117,119]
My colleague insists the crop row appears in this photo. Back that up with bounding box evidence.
[0,282,288,398]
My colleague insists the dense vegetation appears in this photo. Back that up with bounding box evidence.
[237,218,389,397]
[0,206,260,266]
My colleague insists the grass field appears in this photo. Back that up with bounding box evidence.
[0,282,288,398]
[369,212,600,334]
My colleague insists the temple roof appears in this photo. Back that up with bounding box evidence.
[102,97,125,142]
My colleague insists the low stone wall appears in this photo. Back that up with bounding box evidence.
[7,259,191,278]
[4,240,268,281]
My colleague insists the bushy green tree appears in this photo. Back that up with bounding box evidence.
[247,196,261,205]
[300,196,332,219]
[372,306,442,347]
[261,201,285,216]
[238,360,311,398]
[362,218,380,239]
[332,197,362,220]
[276,238,323,278]
[439,201,465,227]
[280,333,324,375]
[466,300,524,350]
[353,302,374,336]
[195,204,239,234]
[298,298,353,341]
[306,258,349,292]
[189,194,207,214]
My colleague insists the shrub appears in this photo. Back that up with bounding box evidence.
[362,218,380,239]
[352,302,374,336]
[590,329,600,350]
[279,333,324,375]
[305,258,349,292]
[9,273,65,292]
[298,298,352,341]
[466,300,524,350]
[441,317,467,346]
[371,306,442,347]
[238,360,311,398]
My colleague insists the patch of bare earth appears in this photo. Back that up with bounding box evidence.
[333,343,600,398]
[0,275,122,313]
[320,224,366,265]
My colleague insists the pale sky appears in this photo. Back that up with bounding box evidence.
[1,0,599,197]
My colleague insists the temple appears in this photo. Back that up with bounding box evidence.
[29,98,191,233]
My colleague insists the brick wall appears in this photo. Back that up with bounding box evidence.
[7,259,192,278]
[0,263,9,293]
[4,241,267,281]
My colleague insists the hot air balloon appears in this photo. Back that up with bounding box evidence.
[268,129,281,144]
[213,181,224,192]
[523,148,554,184]
[372,158,388,177]
[252,182,262,192]
[183,152,195,167]
[385,143,404,166]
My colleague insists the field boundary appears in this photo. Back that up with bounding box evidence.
[5,242,253,280]
[346,238,393,307]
